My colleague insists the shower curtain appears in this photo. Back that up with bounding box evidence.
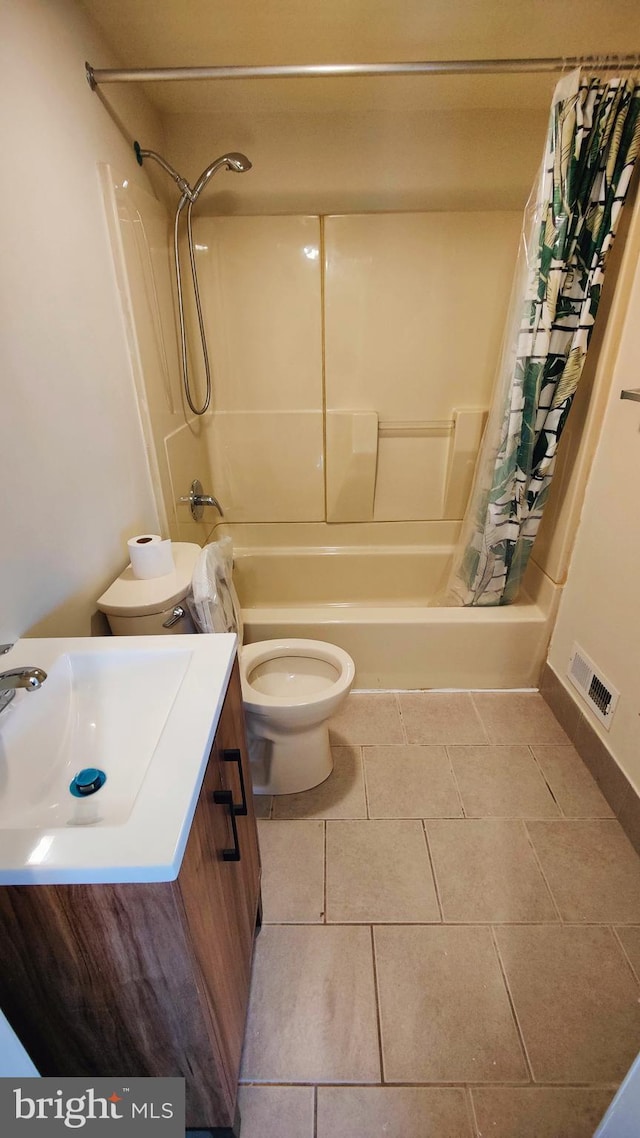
[445,68,640,606]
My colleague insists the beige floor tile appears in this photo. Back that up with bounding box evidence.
[495,924,640,1082]
[531,745,614,817]
[374,925,527,1082]
[364,745,462,818]
[427,820,557,922]
[616,926,640,981]
[326,820,440,923]
[272,746,366,819]
[257,820,324,923]
[527,820,640,922]
[399,692,488,744]
[317,1087,474,1138]
[237,1086,315,1138]
[329,693,404,745]
[251,794,272,819]
[449,746,559,818]
[241,925,381,1083]
[472,692,570,745]
[471,1086,614,1138]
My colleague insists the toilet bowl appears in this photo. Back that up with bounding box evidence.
[240,638,354,794]
[97,541,355,795]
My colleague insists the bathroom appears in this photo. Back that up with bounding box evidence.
[2,0,640,1134]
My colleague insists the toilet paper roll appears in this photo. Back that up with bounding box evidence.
[127,535,175,580]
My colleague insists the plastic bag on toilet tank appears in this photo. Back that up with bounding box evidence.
[187,536,243,641]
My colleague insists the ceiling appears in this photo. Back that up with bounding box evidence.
[81,0,640,116]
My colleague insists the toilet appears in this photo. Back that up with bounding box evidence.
[97,541,355,795]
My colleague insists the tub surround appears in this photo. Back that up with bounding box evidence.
[198,211,520,527]
[323,213,519,523]
[105,200,521,536]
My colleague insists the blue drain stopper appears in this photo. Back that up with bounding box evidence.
[69,768,107,798]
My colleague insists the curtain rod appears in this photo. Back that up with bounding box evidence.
[85,56,640,88]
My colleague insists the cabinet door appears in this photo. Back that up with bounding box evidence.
[175,659,261,1127]
[215,658,262,934]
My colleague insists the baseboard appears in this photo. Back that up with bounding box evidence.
[540,663,640,856]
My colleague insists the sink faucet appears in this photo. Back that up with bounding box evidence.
[0,666,47,715]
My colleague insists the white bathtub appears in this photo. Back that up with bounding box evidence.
[231,534,560,690]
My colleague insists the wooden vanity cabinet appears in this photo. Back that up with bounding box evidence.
[0,658,261,1137]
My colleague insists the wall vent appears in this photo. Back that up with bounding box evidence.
[567,643,619,730]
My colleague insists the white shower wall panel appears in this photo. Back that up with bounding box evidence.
[190,215,323,413]
[104,168,214,543]
[324,212,522,421]
[192,210,521,525]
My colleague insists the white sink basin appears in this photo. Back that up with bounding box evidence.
[0,634,237,885]
[0,648,192,829]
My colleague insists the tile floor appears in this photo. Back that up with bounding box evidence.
[239,692,640,1137]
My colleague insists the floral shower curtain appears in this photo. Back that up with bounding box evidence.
[446,69,640,606]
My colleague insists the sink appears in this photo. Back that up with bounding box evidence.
[0,634,237,884]
[0,648,192,829]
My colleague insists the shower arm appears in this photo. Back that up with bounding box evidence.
[134,142,195,201]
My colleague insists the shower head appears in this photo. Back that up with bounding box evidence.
[224,153,253,173]
[191,152,252,199]
[133,143,252,204]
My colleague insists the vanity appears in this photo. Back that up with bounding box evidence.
[0,635,260,1137]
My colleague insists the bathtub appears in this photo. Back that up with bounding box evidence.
[228,525,560,691]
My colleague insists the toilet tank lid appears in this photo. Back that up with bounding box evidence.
[96,542,201,617]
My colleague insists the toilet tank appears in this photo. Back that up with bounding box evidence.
[97,542,201,637]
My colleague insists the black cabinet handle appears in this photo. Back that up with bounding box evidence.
[212,789,241,861]
[222,748,248,816]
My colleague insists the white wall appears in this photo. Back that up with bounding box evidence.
[0,0,166,643]
[163,108,548,216]
[548,201,640,793]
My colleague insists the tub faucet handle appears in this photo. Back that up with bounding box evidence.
[179,479,224,522]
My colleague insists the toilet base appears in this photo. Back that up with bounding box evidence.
[248,722,333,796]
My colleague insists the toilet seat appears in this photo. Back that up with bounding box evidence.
[240,639,354,709]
